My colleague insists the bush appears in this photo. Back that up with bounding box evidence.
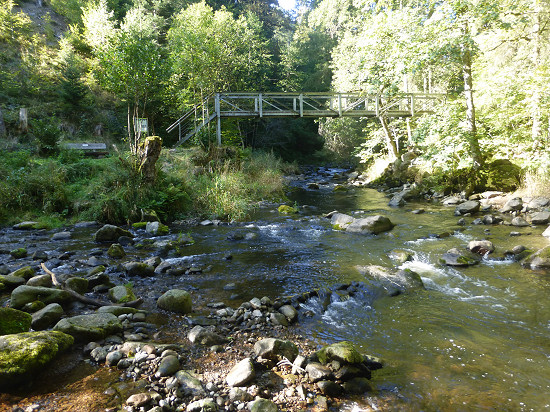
[32,118,61,156]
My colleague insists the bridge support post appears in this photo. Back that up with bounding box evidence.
[215,93,221,146]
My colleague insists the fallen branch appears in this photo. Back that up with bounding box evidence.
[41,263,143,308]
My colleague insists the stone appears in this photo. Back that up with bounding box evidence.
[187,326,226,346]
[468,240,495,255]
[31,303,64,330]
[107,243,125,259]
[346,215,395,235]
[0,275,25,289]
[334,364,369,380]
[175,370,206,396]
[455,200,480,215]
[94,224,133,243]
[439,249,480,267]
[527,197,550,210]
[530,211,550,225]
[157,355,180,377]
[306,362,332,383]
[13,221,40,230]
[0,308,32,335]
[10,285,72,309]
[65,277,88,294]
[0,331,74,387]
[500,197,523,213]
[146,221,169,236]
[250,398,278,412]
[53,313,123,342]
[126,393,151,408]
[316,380,343,397]
[355,265,424,292]
[96,306,139,316]
[330,213,354,230]
[254,338,299,362]
[511,217,529,227]
[278,305,298,322]
[124,262,155,277]
[342,377,372,394]
[157,289,192,314]
[388,193,405,207]
[521,246,550,269]
[52,231,71,240]
[108,285,136,304]
[26,274,52,288]
[105,350,123,366]
[9,266,36,280]
[278,205,299,215]
[186,398,217,412]
[10,248,27,259]
[316,341,364,365]
[543,225,550,238]
[226,357,255,387]
[269,312,288,326]
[388,250,413,264]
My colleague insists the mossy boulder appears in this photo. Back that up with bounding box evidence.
[107,243,126,259]
[346,215,395,235]
[439,249,481,267]
[10,285,72,309]
[65,277,88,294]
[0,275,26,290]
[485,159,522,192]
[253,338,299,362]
[0,308,32,335]
[10,248,27,259]
[0,331,74,388]
[12,221,41,230]
[31,303,64,330]
[157,289,192,314]
[124,262,155,277]
[53,313,122,342]
[132,222,148,229]
[278,205,299,215]
[521,246,550,269]
[316,341,364,365]
[9,266,35,280]
[146,221,169,236]
[94,224,133,243]
[108,285,137,303]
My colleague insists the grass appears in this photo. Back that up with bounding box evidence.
[0,146,289,226]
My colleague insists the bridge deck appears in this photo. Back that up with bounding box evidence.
[167,92,445,146]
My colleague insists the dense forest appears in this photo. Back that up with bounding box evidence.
[0,0,549,223]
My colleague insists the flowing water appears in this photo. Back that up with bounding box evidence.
[2,168,550,411]
[168,169,550,411]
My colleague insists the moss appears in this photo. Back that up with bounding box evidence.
[278,205,299,215]
[316,341,364,365]
[0,308,32,335]
[10,248,27,259]
[132,222,148,229]
[10,266,35,280]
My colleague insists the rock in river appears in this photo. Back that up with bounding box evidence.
[157,289,192,314]
[0,331,73,388]
[10,285,72,309]
[94,224,133,243]
[455,200,480,215]
[346,215,395,235]
[226,357,255,387]
[440,248,481,266]
[0,307,32,335]
[53,313,122,342]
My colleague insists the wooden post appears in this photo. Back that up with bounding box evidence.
[19,108,28,132]
[259,93,263,118]
[410,94,415,116]
[338,94,342,117]
[299,94,303,117]
[215,93,221,146]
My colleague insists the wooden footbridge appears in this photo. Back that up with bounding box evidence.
[166,92,444,146]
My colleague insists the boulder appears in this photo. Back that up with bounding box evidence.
[108,285,137,304]
[10,285,72,309]
[53,313,122,342]
[157,355,180,377]
[52,231,71,241]
[388,250,413,264]
[0,331,74,388]
[107,243,126,259]
[521,246,550,269]
[355,265,424,292]
[186,398,217,412]
[500,197,523,213]
[10,248,27,259]
[124,262,155,277]
[94,224,133,243]
[330,213,354,230]
[187,325,226,346]
[543,225,550,238]
[0,275,26,289]
[278,305,298,322]
[342,377,372,394]
[278,205,299,215]
[13,221,40,230]
[157,289,192,314]
[31,303,64,330]
[250,398,278,412]
[65,277,88,294]
[0,308,32,335]
[316,341,364,365]
[306,363,333,383]
[317,380,344,396]
[26,274,52,288]
[468,240,495,255]
[346,215,395,235]
[146,221,169,236]
[511,216,529,227]
[254,338,299,362]
[9,266,35,280]
[530,211,550,225]
[226,357,255,387]
[440,249,481,267]
[455,200,480,215]
[175,370,206,396]
[527,197,550,211]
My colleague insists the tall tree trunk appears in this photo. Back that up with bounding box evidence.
[461,22,483,169]
[0,108,6,137]
[379,115,398,160]
[531,0,542,147]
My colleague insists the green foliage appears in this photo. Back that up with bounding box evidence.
[32,118,61,156]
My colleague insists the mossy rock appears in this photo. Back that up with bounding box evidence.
[53,313,123,342]
[10,248,27,259]
[157,289,192,314]
[316,341,364,365]
[0,331,74,388]
[333,185,348,192]
[10,285,73,309]
[65,277,88,294]
[12,221,41,230]
[0,308,32,335]
[108,285,137,304]
[9,266,35,280]
[485,159,522,192]
[278,205,299,215]
[107,243,126,259]
[132,222,148,229]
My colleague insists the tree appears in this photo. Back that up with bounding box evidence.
[90,2,166,154]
